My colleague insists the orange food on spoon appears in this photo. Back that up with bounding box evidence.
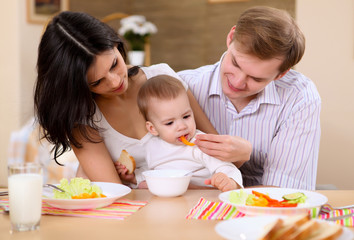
[180,136,195,146]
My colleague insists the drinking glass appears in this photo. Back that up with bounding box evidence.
[8,163,43,232]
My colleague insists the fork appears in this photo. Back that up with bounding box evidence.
[0,205,9,214]
[320,204,354,213]
[0,184,64,197]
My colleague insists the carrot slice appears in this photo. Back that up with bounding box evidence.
[180,136,195,146]
[71,192,107,199]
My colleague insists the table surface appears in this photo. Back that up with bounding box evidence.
[1,189,353,240]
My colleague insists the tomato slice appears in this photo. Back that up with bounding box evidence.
[180,136,195,146]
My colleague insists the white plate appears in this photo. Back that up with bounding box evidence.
[42,182,131,210]
[215,216,353,240]
[219,188,328,216]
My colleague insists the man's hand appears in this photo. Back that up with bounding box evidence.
[114,161,136,184]
[204,172,239,192]
[195,134,252,167]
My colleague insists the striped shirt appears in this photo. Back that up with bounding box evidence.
[178,59,321,190]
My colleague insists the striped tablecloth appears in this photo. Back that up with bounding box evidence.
[186,197,353,227]
[0,199,147,220]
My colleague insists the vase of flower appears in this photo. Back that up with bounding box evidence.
[128,50,145,66]
[119,15,157,66]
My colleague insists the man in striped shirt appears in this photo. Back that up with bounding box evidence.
[178,6,321,190]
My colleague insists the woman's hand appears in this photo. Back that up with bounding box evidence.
[194,134,252,167]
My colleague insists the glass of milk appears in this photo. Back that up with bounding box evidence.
[8,163,43,232]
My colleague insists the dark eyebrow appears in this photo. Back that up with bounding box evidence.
[232,55,266,81]
[109,56,118,70]
[89,55,117,86]
[231,55,240,67]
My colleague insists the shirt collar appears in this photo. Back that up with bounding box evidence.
[256,81,281,106]
[209,52,226,97]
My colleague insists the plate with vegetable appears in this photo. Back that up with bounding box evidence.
[42,178,131,210]
[218,188,328,216]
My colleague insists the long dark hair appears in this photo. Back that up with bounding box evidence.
[34,11,138,164]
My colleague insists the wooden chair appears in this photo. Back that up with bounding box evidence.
[101,12,151,66]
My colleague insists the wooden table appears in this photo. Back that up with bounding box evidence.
[0,189,353,240]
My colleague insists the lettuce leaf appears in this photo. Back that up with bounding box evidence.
[229,189,249,205]
[53,177,103,199]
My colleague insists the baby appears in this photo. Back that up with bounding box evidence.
[136,74,243,191]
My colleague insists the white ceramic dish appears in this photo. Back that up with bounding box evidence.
[42,182,131,210]
[219,188,328,216]
[143,169,191,197]
[215,216,353,240]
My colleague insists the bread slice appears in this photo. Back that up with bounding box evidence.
[271,214,311,240]
[258,218,284,240]
[282,214,311,227]
[304,222,343,240]
[288,219,319,240]
[271,224,297,240]
[116,150,136,174]
[258,214,343,240]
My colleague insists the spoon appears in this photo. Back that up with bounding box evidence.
[0,184,65,196]
[184,167,205,176]
[43,184,65,193]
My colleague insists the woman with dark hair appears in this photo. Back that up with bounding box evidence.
[34,11,222,187]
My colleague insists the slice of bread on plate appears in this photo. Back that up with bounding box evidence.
[282,214,311,227]
[259,214,310,240]
[116,150,136,174]
[288,219,319,240]
[258,214,343,240]
[304,221,343,240]
[270,214,312,240]
[258,218,284,240]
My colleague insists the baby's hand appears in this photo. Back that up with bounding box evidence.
[204,172,238,192]
[114,161,136,184]
[138,181,148,189]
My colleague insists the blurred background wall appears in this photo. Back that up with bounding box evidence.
[71,0,295,71]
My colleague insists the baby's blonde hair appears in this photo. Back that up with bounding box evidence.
[137,75,186,120]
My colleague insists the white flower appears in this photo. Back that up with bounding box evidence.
[118,15,158,51]
[119,15,157,37]
[120,15,146,26]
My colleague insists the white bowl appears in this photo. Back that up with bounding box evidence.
[143,169,191,197]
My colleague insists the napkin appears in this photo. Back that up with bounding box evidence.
[186,198,354,227]
[0,199,147,220]
[186,197,245,220]
[318,203,354,228]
